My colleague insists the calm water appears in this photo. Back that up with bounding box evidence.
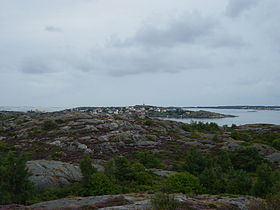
[166,108,280,126]
[0,106,68,112]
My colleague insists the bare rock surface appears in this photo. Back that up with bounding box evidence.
[26,160,82,190]
[148,168,177,177]
[27,194,258,210]
[266,153,280,164]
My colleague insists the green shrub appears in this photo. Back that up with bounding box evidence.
[212,134,223,142]
[135,151,161,168]
[79,154,97,190]
[225,169,252,195]
[166,172,202,194]
[0,152,34,204]
[144,119,154,126]
[199,167,226,194]
[181,124,191,132]
[230,148,265,172]
[105,157,136,182]
[151,193,182,210]
[87,172,115,196]
[252,163,274,197]
[230,131,252,141]
[38,183,83,201]
[0,141,14,152]
[28,126,44,137]
[184,147,209,175]
[42,120,57,131]
[214,151,233,171]
[272,139,280,150]
[184,121,220,133]
[55,119,65,124]
[104,157,158,193]
[132,162,154,185]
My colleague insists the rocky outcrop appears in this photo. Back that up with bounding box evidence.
[30,195,149,209]
[148,169,177,177]
[26,160,82,190]
[27,194,258,210]
[1,110,280,166]
[249,143,279,156]
[266,153,280,164]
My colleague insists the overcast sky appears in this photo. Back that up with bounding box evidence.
[1,0,280,107]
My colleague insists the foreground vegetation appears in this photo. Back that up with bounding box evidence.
[1,147,280,207]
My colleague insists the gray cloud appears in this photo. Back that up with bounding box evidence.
[45,25,62,33]
[110,13,218,48]
[225,0,260,17]
[90,47,213,76]
[21,57,68,74]
[206,33,246,49]
[22,60,51,74]
[1,0,280,106]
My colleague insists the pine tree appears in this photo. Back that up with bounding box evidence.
[0,152,34,204]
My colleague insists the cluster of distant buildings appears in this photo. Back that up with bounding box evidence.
[71,105,178,115]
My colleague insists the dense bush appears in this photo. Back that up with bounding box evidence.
[79,154,97,193]
[135,151,161,168]
[184,147,209,175]
[166,172,202,194]
[38,183,83,201]
[105,157,137,182]
[144,119,154,126]
[42,120,57,131]
[225,169,252,195]
[199,167,227,194]
[252,163,274,197]
[87,172,115,196]
[182,121,220,133]
[272,139,280,150]
[230,131,252,141]
[104,157,158,193]
[105,157,154,184]
[230,148,265,172]
[0,152,34,205]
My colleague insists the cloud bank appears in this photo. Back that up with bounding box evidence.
[0,0,279,106]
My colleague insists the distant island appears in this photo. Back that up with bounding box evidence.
[69,105,236,119]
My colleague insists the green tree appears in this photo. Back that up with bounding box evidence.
[79,154,97,190]
[42,120,57,131]
[132,162,154,185]
[184,147,208,175]
[253,163,274,197]
[0,152,34,204]
[105,157,136,182]
[135,151,161,168]
[230,148,265,172]
[272,139,280,150]
[87,172,115,196]
[114,157,136,181]
[215,151,233,171]
[199,167,226,194]
[166,172,202,194]
[225,169,252,195]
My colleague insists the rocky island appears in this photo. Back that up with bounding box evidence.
[0,110,279,209]
[70,105,236,119]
